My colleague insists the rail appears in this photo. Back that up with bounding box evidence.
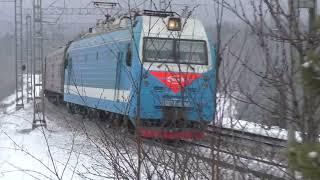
[145,139,288,180]
[206,125,288,148]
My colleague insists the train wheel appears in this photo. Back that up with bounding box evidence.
[55,95,60,105]
[67,103,75,114]
[87,108,92,119]
[115,115,133,134]
[91,109,99,120]
[112,114,121,127]
[98,111,106,120]
[81,107,88,119]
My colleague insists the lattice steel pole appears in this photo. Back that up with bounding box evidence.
[15,0,24,109]
[32,0,46,128]
[26,14,33,102]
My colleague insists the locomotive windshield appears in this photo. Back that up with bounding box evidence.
[143,37,208,65]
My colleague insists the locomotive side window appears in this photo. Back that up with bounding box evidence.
[96,51,99,61]
[64,54,69,69]
[126,44,132,67]
[143,37,208,65]
[68,57,72,68]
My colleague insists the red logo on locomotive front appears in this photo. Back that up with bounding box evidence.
[150,71,202,93]
[167,75,185,85]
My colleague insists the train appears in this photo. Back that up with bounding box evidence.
[44,10,217,140]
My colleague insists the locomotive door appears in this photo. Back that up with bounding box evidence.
[114,52,123,101]
[65,54,72,94]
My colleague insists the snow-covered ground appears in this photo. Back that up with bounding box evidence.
[215,93,302,141]
[220,117,301,141]
[0,93,16,114]
[0,94,107,180]
[0,89,292,179]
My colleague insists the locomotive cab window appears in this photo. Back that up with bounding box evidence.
[175,40,207,65]
[143,38,175,63]
[143,37,208,65]
[126,44,132,67]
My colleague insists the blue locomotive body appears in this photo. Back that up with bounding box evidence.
[61,14,217,139]
[64,28,132,115]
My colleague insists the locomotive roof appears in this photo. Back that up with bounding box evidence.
[46,46,67,58]
[140,16,207,40]
[79,13,206,40]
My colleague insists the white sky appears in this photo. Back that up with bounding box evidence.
[0,0,319,35]
[0,0,219,34]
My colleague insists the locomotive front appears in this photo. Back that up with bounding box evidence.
[131,12,217,140]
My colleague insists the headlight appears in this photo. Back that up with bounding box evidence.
[167,17,181,31]
[203,82,209,88]
[143,80,149,87]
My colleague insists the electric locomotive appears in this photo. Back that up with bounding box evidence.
[44,10,217,140]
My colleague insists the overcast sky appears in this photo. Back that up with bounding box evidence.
[0,0,225,35]
[0,0,319,36]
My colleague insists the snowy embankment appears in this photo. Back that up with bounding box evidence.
[0,101,88,179]
[220,117,301,141]
[0,81,298,180]
[0,93,16,114]
[0,90,292,179]
[0,82,109,180]
[215,93,301,141]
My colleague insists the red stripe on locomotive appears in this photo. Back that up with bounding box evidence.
[150,71,202,93]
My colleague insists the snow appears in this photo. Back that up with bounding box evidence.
[302,61,312,68]
[215,93,303,141]
[0,84,293,179]
[308,151,318,159]
[0,91,289,180]
[0,93,16,114]
[0,102,86,179]
[220,117,296,140]
[0,80,111,180]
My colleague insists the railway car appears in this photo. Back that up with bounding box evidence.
[45,10,217,140]
[44,46,68,104]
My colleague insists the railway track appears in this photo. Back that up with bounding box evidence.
[144,139,288,180]
[142,123,290,179]
[179,125,289,179]
[188,141,287,168]
[46,99,289,179]
[206,125,287,148]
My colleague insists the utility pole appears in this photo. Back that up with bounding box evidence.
[287,0,298,177]
[287,0,317,176]
[32,0,46,128]
[302,0,318,143]
[293,0,317,143]
[15,0,24,110]
[307,0,318,143]
[26,14,33,102]
[288,0,317,145]
[308,0,317,34]
[288,0,298,147]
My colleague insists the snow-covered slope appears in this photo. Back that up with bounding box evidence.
[0,90,292,179]
[215,93,303,141]
[0,95,104,180]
